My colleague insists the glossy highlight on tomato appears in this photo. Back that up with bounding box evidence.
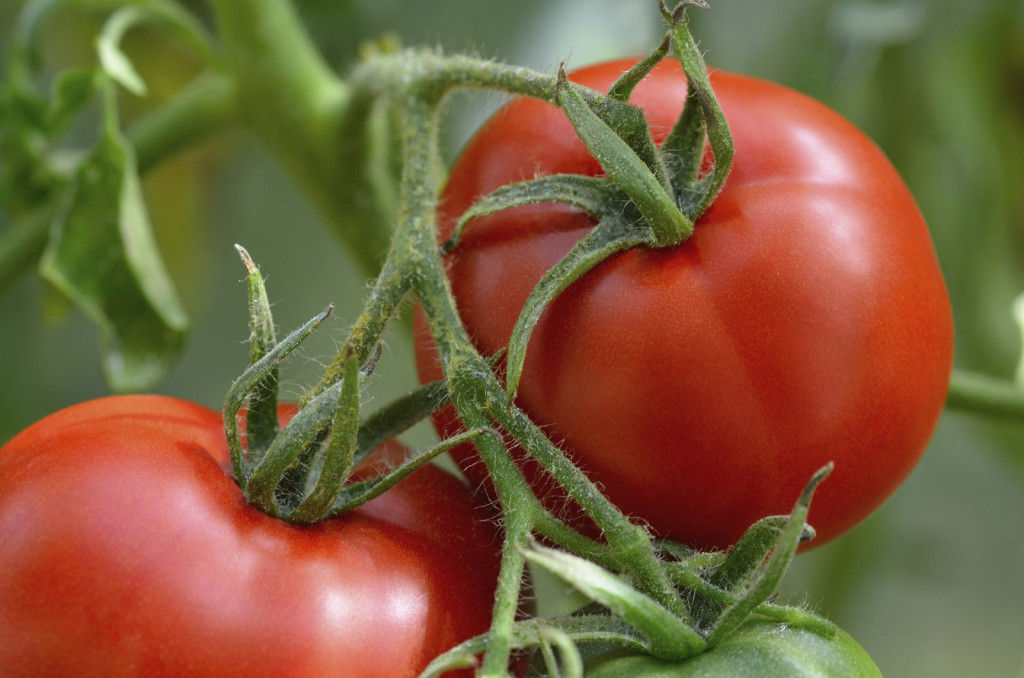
[0,395,501,677]
[416,59,953,550]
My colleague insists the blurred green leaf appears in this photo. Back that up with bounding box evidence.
[47,68,97,132]
[97,7,150,96]
[39,102,188,391]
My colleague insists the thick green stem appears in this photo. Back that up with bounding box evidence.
[369,58,694,647]
[393,92,537,674]
[946,368,1024,421]
[130,71,237,173]
[208,0,391,276]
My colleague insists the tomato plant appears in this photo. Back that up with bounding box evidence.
[0,395,501,678]
[417,58,954,550]
[584,620,882,677]
[10,0,1020,674]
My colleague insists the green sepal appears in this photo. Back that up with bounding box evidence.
[355,379,449,460]
[660,80,706,203]
[705,464,833,645]
[588,95,672,193]
[245,376,346,515]
[661,552,835,637]
[443,174,618,253]
[236,245,279,458]
[710,515,817,592]
[38,100,188,391]
[505,217,652,402]
[285,344,361,523]
[419,614,649,678]
[557,69,690,247]
[240,365,454,521]
[664,2,734,218]
[521,541,705,661]
[607,33,671,102]
[223,305,332,484]
[325,427,498,518]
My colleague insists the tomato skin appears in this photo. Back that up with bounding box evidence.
[584,620,883,677]
[416,59,953,550]
[0,395,500,678]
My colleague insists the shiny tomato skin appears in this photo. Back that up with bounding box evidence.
[415,59,953,550]
[0,395,500,678]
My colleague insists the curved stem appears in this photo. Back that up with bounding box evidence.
[130,71,237,173]
[492,401,693,627]
[302,260,410,405]
[208,0,395,277]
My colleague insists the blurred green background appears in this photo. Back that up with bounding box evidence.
[2,1,1024,675]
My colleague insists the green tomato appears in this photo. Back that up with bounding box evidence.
[585,621,882,677]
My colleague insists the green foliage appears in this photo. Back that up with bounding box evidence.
[0,0,205,390]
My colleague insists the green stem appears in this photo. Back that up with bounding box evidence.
[208,0,392,277]
[493,402,693,628]
[946,368,1024,421]
[361,52,695,652]
[130,71,236,173]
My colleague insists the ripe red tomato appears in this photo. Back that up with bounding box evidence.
[416,59,953,550]
[0,395,500,677]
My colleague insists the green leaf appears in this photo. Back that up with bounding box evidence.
[95,1,220,97]
[418,614,649,678]
[521,541,705,661]
[46,68,97,135]
[97,7,150,96]
[38,124,188,391]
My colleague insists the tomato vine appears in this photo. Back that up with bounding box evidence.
[0,0,1020,675]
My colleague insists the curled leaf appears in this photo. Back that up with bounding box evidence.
[521,541,705,661]
[39,123,188,391]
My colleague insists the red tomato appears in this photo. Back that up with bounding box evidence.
[416,59,953,550]
[0,395,500,677]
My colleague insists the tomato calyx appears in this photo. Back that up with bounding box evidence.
[222,246,498,524]
[422,465,835,676]
[444,1,736,405]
